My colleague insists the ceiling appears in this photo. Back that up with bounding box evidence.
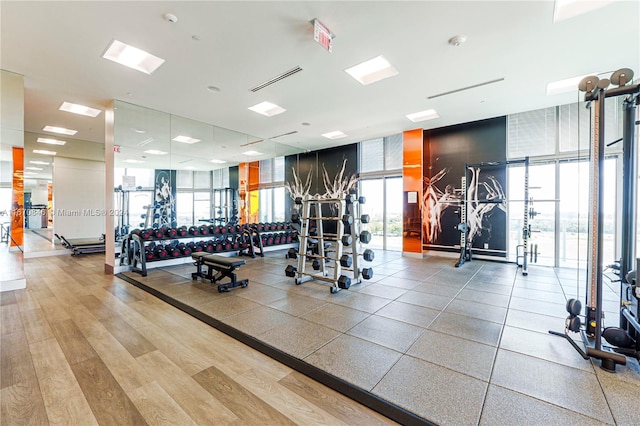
[1,1,638,181]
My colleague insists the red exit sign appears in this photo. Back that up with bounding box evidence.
[312,19,333,53]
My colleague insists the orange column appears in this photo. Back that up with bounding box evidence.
[11,147,24,247]
[402,129,423,254]
[247,161,260,224]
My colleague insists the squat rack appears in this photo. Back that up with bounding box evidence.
[456,157,530,276]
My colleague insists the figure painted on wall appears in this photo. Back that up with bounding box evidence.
[154,170,177,228]
[466,167,506,248]
[423,168,458,244]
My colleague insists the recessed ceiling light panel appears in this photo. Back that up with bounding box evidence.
[123,159,145,164]
[102,40,165,74]
[242,150,263,156]
[43,125,77,135]
[248,101,286,117]
[209,159,227,164]
[30,161,49,165]
[172,135,201,144]
[321,131,348,140]
[345,55,399,85]
[37,137,66,146]
[59,102,102,117]
[25,167,43,171]
[33,149,57,156]
[143,149,168,155]
[406,109,440,123]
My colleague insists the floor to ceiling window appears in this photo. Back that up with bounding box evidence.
[358,135,403,251]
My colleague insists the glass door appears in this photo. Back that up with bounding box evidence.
[359,176,403,251]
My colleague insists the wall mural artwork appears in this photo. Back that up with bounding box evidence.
[423,117,507,256]
[153,169,177,228]
[284,143,358,217]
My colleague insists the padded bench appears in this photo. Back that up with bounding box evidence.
[191,252,249,292]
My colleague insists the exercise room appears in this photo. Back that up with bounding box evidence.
[1,2,639,425]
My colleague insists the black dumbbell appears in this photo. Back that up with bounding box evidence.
[338,275,351,289]
[363,248,375,262]
[285,265,297,277]
[177,243,192,256]
[341,235,353,246]
[165,244,180,257]
[154,245,168,259]
[176,226,188,237]
[152,228,164,239]
[188,226,200,236]
[312,259,321,270]
[359,231,372,244]
[361,267,374,280]
[340,255,352,268]
[144,246,155,261]
[199,225,209,235]
[164,227,178,238]
[286,248,297,259]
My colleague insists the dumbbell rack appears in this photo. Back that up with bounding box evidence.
[122,223,298,276]
[290,195,361,293]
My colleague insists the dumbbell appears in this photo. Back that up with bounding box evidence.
[188,226,200,236]
[274,234,281,245]
[199,225,209,235]
[164,227,178,238]
[202,240,215,253]
[177,243,192,256]
[359,230,372,244]
[187,241,203,252]
[144,246,155,261]
[165,244,180,257]
[285,265,297,277]
[290,214,301,225]
[151,228,164,239]
[312,259,321,270]
[176,226,188,237]
[154,245,168,259]
[337,275,351,289]
[339,250,375,266]
[361,267,374,280]
[227,225,236,233]
[286,248,297,259]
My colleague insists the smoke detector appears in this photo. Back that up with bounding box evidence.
[164,13,178,23]
[448,34,467,47]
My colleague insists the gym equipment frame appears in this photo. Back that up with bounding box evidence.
[550,68,639,372]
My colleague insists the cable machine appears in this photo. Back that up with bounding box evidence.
[550,68,639,372]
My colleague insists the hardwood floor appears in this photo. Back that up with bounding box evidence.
[0,254,397,425]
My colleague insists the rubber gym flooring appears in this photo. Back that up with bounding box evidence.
[119,250,640,425]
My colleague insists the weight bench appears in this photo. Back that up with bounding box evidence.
[191,252,249,292]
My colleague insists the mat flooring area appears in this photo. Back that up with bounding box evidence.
[1,255,394,425]
[120,250,640,425]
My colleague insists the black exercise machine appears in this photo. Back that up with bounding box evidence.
[55,233,106,256]
[191,252,249,292]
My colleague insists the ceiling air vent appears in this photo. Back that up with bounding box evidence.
[249,66,303,92]
[427,78,504,99]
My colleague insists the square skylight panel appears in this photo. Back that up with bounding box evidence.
[59,102,102,117]
[321,131,348,139]
[345,55,399,85]
[102,40,165,74]
[172,135,201,144]
[248,101,286,117]
[406,109,439,123]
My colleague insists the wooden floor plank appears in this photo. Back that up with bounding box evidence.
[48,319,98,366]
[193,365,298,426]
[0,290,17,306]
[135,324,213,376]
[235,367,351,425]
[137,350,239,425]
[70,356,147,426]
[14,289,42,312]
[1,383,49,426]
[279,371,398,426]
[85,327,154,393]
[29,338,98,425]
[1,331,33,389]
[99,315,156,358]
[1,303,23,335]
[128,381,198,426]
[19,308,54,344]
[76,294,114,321]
